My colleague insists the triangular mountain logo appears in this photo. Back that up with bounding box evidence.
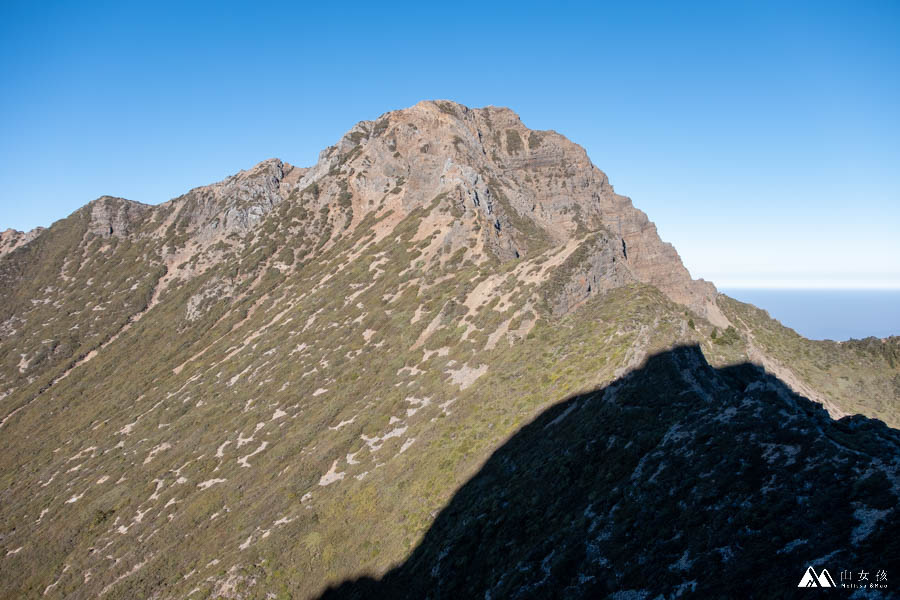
[798,566,836,587]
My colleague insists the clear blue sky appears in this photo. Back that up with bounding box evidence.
[2,1,898,288]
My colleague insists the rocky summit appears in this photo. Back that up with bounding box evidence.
[0,101,897,599]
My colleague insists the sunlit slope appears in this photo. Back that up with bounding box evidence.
[0,100,896,599]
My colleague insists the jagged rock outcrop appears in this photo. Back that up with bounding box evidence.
[5,101,723,325]
[0,227,45,257]
[539,231,634,316]
[290,100,726,325]
[160,158,296,238]
[87,196,153,238]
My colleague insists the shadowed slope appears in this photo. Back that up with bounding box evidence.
[322,345,900,599]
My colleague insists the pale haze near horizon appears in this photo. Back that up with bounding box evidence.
[1,1,897,289]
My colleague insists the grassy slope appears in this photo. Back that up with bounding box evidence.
[0,192,709,598]
[0,188,896,598]
[719,295,900,427]
[0,207,167,420]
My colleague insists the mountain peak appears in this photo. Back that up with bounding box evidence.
[297,100,725,324]
[1,102,896,600]
[6,101,726,324]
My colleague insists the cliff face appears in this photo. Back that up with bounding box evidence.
[87,196,153,237]
[292,101,725,324]
[0,102,895,600]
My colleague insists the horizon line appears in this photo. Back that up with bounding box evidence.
[715,281,900,291]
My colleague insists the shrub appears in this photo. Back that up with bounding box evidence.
[506,130,524,155]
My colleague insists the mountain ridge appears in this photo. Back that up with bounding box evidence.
[321,345,899,599]
[0,101,896,599]
[3,100,726,327]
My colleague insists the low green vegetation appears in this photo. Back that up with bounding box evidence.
[0,108,895,600]
[719,295,900,426]
[505,129,523,155]
[0,189,701,598]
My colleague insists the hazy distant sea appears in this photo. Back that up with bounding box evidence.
[721,289,900,341]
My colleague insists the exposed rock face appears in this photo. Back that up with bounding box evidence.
[4,101,720,324]
[291,100,726,325]
[87,196,153,238]
[0,227,45,257]
[540,231,634,316]
[162,158,293,238]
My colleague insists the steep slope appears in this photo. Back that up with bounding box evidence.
[0,198,165,410]
[720,296,900,426]
[0,101,896,599]
[299,100,725,325]
[323,346,900,599]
